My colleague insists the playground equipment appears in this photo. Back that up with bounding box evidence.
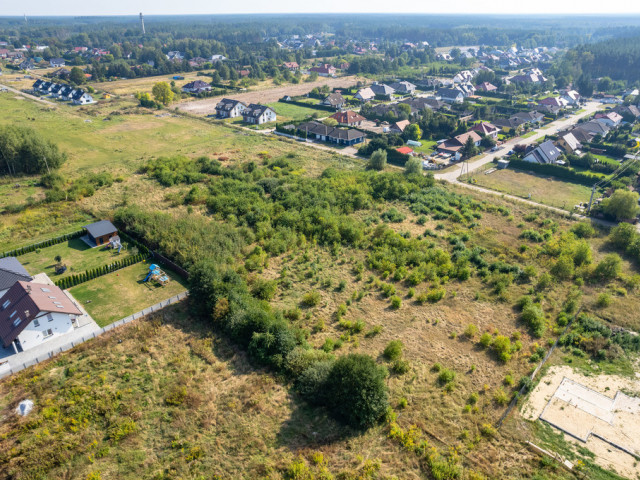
[109,235,124,253]
[143,263,170,286]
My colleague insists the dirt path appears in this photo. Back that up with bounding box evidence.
[176,75,364,116]
[0,82,56,107]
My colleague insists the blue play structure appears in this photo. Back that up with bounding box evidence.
[144,264,170,285]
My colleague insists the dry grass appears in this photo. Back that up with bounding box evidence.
[0,304,423,480]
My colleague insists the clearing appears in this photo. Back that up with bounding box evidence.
[69,261,188,326]
[177,75,362,116]
[470,164,594,210]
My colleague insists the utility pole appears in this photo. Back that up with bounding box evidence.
[586,185,596,215]
[43,156,51,175]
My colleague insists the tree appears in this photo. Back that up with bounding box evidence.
[404,123,422,141]
[404,157,422,175]
[322,118,338,127]
[461,136,477,159]
[480,135,496,149]
[69,66,85,85]
[368,149,387,171]
[597,76,613,92]
[397,103,411,116]
[325,354,389,428]
[576,73,594,97]
[152,82,174,106]
[603,189,640,221]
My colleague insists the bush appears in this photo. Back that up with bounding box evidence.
[392,359,411,375]
[493,388,510,406]
[492,335,513,363]
[425,287,446,303]
[596,292,612,308]
[383,340,404,361]
[571,222,596,238]
[301,290,321,307]
[390,295,402,309]
[437,368,456,385]
[521,304,546,337]
[368,149,388,171]
[593,253,622,281]
[479,332,492,348]
[464,324,478,338]
[251,278,278,300]
[324,354,389,428]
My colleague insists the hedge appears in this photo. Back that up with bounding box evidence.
[507,159,602,186]
[55,252,151,289]
[0,229,85,259]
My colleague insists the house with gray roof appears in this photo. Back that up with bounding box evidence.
[0,258,31,297]
[370,83,396,99]
[523,140,563,164]
[390,81,416,95]
[436,87,464,104]
[242,104,277,125]
[215,98,247,118]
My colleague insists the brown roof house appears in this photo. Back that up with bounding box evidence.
[330,110,365,127]
[437,131,482,160]
[0,281,82,353]
[471,122,499,138]
[321,92,346,110]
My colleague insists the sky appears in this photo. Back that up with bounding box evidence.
[6,0,640,16]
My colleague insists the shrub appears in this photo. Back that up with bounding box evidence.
[390,295,402,309]
[397,397,408,409]
[464,324,478,338]
[521,304,546,337]
[324,354,389,428]
[467,392,479,405]
[596,292,612,308]
[366,325,383,337]
[165,386,187,406]
[426,287,446,303]
[383,340,404,361]
[571,222,596,238]
[493,388,510,406]
[392,359,411,375]
[301,290,321,307]
[480,423,497,437]
[492,335,512,363]
[593,253,622,281]
[251,278,278,300]
[368,149,387,171]
[479,332,492,348]
[437,368,456,385]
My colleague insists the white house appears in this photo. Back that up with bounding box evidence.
[49,58,66,68]
[354,87,375,102]
[181,80,212,94]
[0,281,82,353]
[71,90,94,105]
[561,90,581,105]
[436,87,464,104]
[242,104,276,125]
[523,140,563,164]
[594,112,623,128]
[453,70,474,83]
[215,98,247,118]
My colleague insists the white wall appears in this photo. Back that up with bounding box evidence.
[16,312,75,351]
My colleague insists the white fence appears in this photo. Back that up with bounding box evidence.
[0,291,189,379]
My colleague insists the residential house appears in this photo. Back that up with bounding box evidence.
[389,120,411,133]
[437,87,464,104]
[537,97,568,108]
[188,57,208,68]
[321,93,346,110]
[242,104,277,125]
[561,90,581,105]
[309,64,336,77]
[0,258,31,297]
[182,80,212,94]
[613,104,640,120]
[512,111,545,125]
[166,51,184,61]
[354,87,375,102]
[71,90,94,105]
[73,46,88,53]
[437,131,482,159]
[297,121,366,146]
[476,82,497,92]
[49,83,64,98]
[622,88,639,98]
[471,122,499,139]
[49,58,65,68]
[50,68,70,79]
[84,220,118,246]
[330,110,366,127]
[594,111,623,128]
[0,281,82,353]
[210,54,226,62]
[453,70,474,83]
[282,62,299,71]
[390,81,416,95]
[0,49,9,59]
[456,83,476,97]
[557,132,582,154]
[370,83,396,99]
[575,120,611,137]
[508,72,547,84]
[19,59,35,70]
[58,85,74,101]
[215,98,247,118]
[523,140,562,164]
[400,97,445,112]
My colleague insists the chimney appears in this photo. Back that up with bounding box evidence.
[26,284,32,294]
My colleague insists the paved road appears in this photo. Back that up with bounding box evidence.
[0,82,57,107]
[435,101,602,182]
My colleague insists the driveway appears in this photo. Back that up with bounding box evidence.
[435,102,602,183]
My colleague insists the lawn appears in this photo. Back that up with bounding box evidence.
[471,164,594,210]
[69,261,188,326]
[410,140,438,155]
[519,130,538,139]
[266,101,326,122]
[18,237,135,280]
[94,71,211,97]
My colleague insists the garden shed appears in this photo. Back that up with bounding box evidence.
[84,220,118,247]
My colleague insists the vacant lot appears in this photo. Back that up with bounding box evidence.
[19,237,135,280]
[69,261,188,326]
[177,75,362,115]
[95,72,209,96]
[471,165,593,210]
[0,305,423,480]
[266,101,327,123]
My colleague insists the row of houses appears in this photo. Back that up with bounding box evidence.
[214,98,277,124]
[354,81,417,102]
[293,121,366,146]
[32,79,94,104]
